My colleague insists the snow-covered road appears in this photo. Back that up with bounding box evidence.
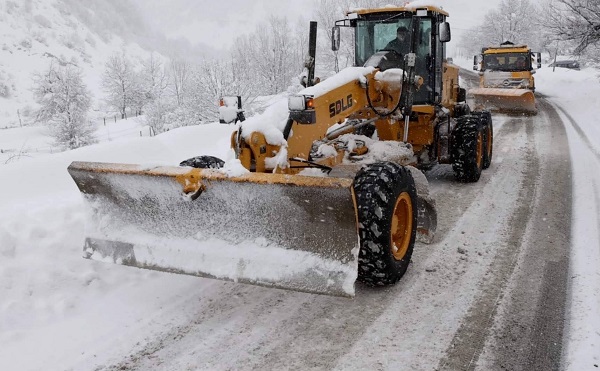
[1,66,599,370]
[73,97,569,371]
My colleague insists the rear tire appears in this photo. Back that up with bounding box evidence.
[451,115,484,182]
[353,162,417,286]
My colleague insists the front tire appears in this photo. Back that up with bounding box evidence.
[353,162,418,286]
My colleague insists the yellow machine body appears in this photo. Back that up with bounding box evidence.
[68,5,487,297]
[471,43,538,114]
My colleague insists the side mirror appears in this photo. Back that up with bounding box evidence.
[473,55,480,71]
[530,52,542,69]
[331,25,341,51]
[439,22,451,43]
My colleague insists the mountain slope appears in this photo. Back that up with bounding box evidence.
[0,0,163,129]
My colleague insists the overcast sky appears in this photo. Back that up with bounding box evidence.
[132,0,313,50]
[132,0,510,52]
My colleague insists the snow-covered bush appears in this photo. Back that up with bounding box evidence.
[144,101,169,133]
[5,1,19,15]
[144,99,204,133]
[19,38,32,49]
[31,30,48,46]
[19,105,33,119]
[85,33,96,48]
[0,82,10,98]
[0,70,13,98]
[163,104,203,129]
[62,32,85,52]
[33,14,52,29]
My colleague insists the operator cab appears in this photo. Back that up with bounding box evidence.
[481,53,532,72]
[332,6,451,105]
[474,42,542,73]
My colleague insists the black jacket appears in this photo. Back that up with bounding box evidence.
[384,38,410,56]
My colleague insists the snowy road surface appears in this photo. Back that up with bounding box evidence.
[89,98,569,371]
[3,67,600,370]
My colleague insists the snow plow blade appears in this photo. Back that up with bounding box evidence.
[470,88,537,115]
[67,161,359,297]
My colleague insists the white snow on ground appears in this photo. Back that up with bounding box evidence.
[535,65,600,370]
[0,61,599,369]
[459,56,600,369]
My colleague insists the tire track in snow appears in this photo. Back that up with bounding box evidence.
[436,113,539,370]
[440,98,572,370]
[552,102,600,162]
[102,111,534,370]
[332,113,533,370]
[549,98,600,370]
[98,73,563,370]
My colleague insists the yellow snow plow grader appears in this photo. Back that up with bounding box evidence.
[470,41,541,114]
[68,5,493,297]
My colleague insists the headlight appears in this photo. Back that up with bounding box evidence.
[288,95,314,110]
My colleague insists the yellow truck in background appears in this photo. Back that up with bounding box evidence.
[470,41,541,114]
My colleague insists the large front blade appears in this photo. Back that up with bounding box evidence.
[68,161,359,297]
[470,87,537,115]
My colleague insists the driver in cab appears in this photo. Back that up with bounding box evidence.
[384,26,410,56]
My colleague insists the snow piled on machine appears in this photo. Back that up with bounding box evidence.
[349,0,445,12]
[237,98,289,145]
[404,0,446,9]
[218,96,241,124]
[228,66,416,173]
[237,66,377,144]
[300,67,376,98]
[315,133,416,166]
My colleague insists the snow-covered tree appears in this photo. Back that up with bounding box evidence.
[33,61,94,150]
[128,73,146,117]
[138,53,170,132]
[232,16,304,95]
[186,60,235,122]
[542,0,600,54]
[144,99,170,133]
[143,57,193,132]
[170,57,189,106]
[102,51,135,119]
[458,0,545,56]
[313,0,384,74]
[141,52,169,104]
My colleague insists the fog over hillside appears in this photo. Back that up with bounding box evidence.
[0,0,218,129]
[127,0,506,53]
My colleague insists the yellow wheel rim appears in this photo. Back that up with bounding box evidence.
[391,192,413,260]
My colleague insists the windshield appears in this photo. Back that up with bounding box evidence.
[354,17,434,103]
[483,53,531,72]
[355,18,412,66]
